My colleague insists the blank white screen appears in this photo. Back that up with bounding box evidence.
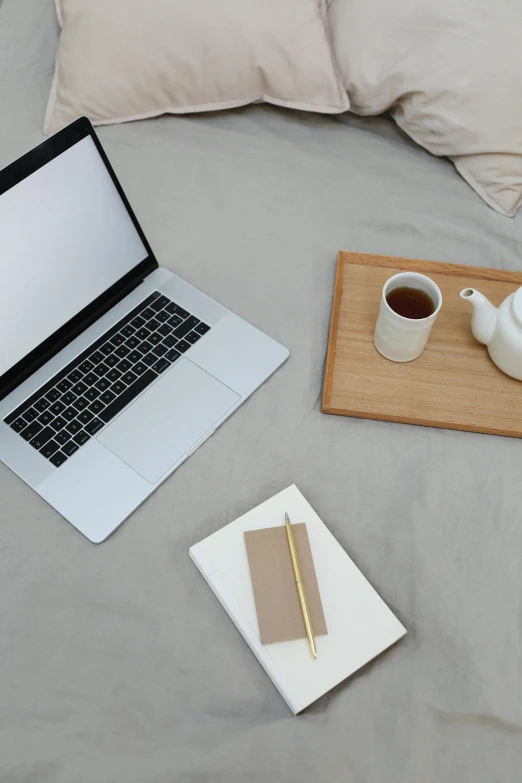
[0,136,148,376]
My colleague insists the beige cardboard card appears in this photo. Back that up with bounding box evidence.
[245,524,328,645]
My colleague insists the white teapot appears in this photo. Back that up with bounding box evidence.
[460,287,522,380]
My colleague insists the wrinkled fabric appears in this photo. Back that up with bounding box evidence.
[329,0,522,217]
[1,1,522,782]
[44,0,348,135]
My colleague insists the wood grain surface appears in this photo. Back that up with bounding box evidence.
[322,251,522,437]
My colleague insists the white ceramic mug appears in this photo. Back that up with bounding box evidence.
[373,272,442,362]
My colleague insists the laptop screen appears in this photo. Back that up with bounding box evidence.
[0,135,148,378]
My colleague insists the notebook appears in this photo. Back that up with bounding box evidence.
[245,523,328,644]
[189,485,407,714]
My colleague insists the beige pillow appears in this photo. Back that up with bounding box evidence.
[329,0,522,217]
[45,0,349,135]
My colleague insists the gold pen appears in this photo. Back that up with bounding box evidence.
[285,512,318,659]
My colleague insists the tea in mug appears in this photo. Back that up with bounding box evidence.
[386,287,435,320]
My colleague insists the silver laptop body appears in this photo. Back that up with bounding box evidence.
[0,119,288,542]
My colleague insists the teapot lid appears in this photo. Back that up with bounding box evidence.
[512,288,522,329]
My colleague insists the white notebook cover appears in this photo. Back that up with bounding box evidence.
[189,485,406,714]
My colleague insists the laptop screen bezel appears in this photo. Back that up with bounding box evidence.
[0,117,159,402]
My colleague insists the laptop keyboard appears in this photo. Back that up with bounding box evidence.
[3,292,211,468]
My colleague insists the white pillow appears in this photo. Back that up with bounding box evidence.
[329,0,522,217]
[45,0,349,135]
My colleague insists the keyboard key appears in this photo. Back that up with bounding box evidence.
[165,348,181,362]
[95,377,110,392]
[138,339,153,354]
[136,327,151,341]
[55,429,71,445]
[120,325,135,338]
[174,316,199,339]
[105,354,119,367]
[106,368,122,383]
[78,409,94,425]
[79,360,94,374]
[125,336,140,349]
[66,420,82,435]
[127,350,142,364]
[34,398,51,413]
[142,352,157,367]
[84,387,100,402]
[83,372,99,386]
[45,388,61,403]
[61,391,77,406]
[89,351,105,365]
[38,411,54,426]
[146,318,160,332]
[3,408,22,427]
[163,334,177,348]
[133,362,147,376]
[167,315,183,328]
[20,421,43,441]
[22,407,39,423]
[121,371,138,386]
[99,342,114,356]
[1,409,20,426]
[63,441,79,457]
[88,400,105,415]
[173,305,189,319]
[158,323,172,337]
[50,451,68,468]
[49,400,66,416]
[185,331,202,345]
[111,381,126,395]
[116,359,132,374]
[156,310,170,323]
[68,369,83,384]
[85,417,104,436]
[40,439,60,459]
[94,362,110,378]
[152,344,168,358]
[99,390,116,405]
[72,381,88,396]
[30,426,55,450]
[56,378,72,394]
[63,406,77,422]
[115,345,130,359]
[165,302,177,315]
[3,410,23,430]
[11,417,28,433]
[73,431,90,446]
[141,307,155,320]
[73,397,89,411]
[176,339,191,353]
[100,369,157,424]
[111,333,125,347]
[195,322,210,336]
[151,295,170,312]
[148,333,162,346]
[51,415,67,432]
[131,315,146,329]
[152,358,170,374]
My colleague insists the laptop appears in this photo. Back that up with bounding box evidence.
[0,118,289,543]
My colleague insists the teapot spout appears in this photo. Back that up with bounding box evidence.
[460,288,498,346]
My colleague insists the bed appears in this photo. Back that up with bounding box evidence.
[1,1,521,781]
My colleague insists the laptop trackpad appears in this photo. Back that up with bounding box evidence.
[97,359,239,484]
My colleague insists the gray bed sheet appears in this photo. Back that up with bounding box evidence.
[1,1,522,781]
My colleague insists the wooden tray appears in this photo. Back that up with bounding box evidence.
[322,251,522,438]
